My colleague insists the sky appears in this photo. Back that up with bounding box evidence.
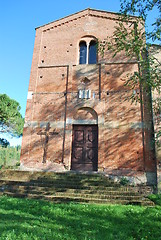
[0,0,159,146]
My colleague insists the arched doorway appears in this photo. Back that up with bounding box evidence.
[71,108,98,171]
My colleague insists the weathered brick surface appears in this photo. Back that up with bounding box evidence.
[20,9,157,185]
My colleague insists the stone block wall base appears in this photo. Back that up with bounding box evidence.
[99,169,157,186]
[20,161,67,172]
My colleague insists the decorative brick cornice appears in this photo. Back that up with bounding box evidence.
[35,8,138,33]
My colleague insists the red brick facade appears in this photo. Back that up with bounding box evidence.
[20,9,157,185]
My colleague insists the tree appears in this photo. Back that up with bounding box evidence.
[117,0,161,115]
[99,0,160,83]
[98,0,160,183]
[0,138,10,148]
[120,0,161,42]
[99,0,161,125]
[0,94,24,137]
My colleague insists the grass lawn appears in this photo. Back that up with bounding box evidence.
[0,196,160,240]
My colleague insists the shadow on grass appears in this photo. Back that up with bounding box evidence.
[0,196,160,240]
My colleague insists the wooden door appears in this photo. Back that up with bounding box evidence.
[71,125,98,171]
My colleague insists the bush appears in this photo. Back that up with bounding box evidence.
[148,194,161,206]
[120,177,130,186]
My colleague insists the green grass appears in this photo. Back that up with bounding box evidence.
[0,196,160,240]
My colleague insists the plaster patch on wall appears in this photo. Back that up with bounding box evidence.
[130,122,143,129]
[27,91,33,100]
[98,116,104,125]
[39,121,64,128]
[66,118,73,124]
[84,20,98,32]
[73,119,97,125]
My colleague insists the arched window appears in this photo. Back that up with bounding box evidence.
[88,40,97,64]
[79,41,87,64]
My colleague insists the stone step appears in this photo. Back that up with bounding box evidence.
[0,170,154,206]
[5,186,140,195]
[0,183,145,196]
[0,183,153,203]
[0,191,154,206]
[0,177,118,186]
[0,180,120,189]
[0,170,114,182]
[0,179,152,195]
[1,187,144,200]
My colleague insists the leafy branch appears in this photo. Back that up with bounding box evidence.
[0,94,24,137]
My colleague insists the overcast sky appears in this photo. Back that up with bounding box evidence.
[0,0,159,145]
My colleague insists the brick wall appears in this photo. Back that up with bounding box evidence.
[20,9,157,185]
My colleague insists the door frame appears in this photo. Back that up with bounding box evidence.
[71,124,98,171]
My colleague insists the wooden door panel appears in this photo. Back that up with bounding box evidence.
[71,125,98,171]
[87,148,95,160]
[87,130,97,143]
[73,147,83,161]
[75,130,84,143]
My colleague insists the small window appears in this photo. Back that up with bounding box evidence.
[79,41,87,64]
[88,41,97,64]
[78,90,91,99]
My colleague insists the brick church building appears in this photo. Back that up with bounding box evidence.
[20,8,158,185]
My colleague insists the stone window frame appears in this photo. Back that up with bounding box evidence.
[79,41,87,64]
[78,36,97,65]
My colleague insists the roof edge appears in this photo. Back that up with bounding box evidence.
[35,8,89,30]
[35,7,139,30]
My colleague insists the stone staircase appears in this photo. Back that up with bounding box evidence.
[0,170,155,206]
